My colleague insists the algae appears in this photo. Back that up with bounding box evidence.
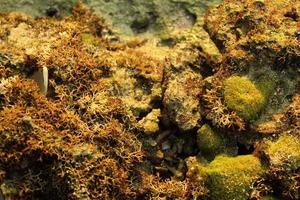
[224,75,265,121]
[202,155,264,200]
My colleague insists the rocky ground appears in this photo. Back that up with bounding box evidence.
[0,0,299,200]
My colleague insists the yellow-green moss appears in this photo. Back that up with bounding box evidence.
[81,33,96,45]
[262,195,279,200]
[1,182,18,197]
[202,155,264,200]
[255,72,277,100]
[197,124,224,160]
[224,76,265,120]
[267,134,300,169]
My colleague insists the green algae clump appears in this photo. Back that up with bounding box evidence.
[262,195,280,200]
[202,155,264,200]
[81,33,96,45]
[197,124,225,160]
[224,76,265,121]
[267,134,300,169]
[255,73,277,101]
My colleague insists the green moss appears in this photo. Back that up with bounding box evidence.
[224,76,265,120]
[81,33,96,45]
[201,155,264,200]
[267,134,300,169]
[255,72,277,101]
[197,124,225,160]
[1,181,18,197]
[262,195,280,200]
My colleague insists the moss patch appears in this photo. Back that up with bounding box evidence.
[224,76,265,121]
[197,124,225,160]
[267,134,300,169]
[202,155,264,200]
[81,33,96,46]
[255,72,277,102]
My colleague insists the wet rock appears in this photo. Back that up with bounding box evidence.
[196,124,237,160]
[163,69,202,131]
[138,109,161,134]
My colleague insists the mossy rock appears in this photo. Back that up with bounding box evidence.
[267,134,300,169]
[1,181,18,198]
[201,155,264,200]
[254,73,277,100]
[224,76,265,121]
[81,33,96,46]
[197,124,225,160]
[262,195,280,200]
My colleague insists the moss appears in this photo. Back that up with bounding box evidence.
[255,72,277,101]
[202,155,264,200]
[81,33,96,45]
[262,195,280,200]
[267,134,300,169]
[224,75,265,121]
[0,181,18,197]
[197,124,225,160]
[259,135,300,199]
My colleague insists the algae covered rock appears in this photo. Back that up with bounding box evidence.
[163,69,202,131]
[138,109,161,134]
[224,76,265,121]
[0,0,299,199]
[266,134,300,199]
[251,134,300,199]
[202,155,264,200]
[267,134,300,169]
[197,124,224,160]
[203,0,299,132]
[267,134,300,199]
[196,124,237,160]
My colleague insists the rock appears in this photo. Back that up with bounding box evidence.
[163,69,202,131]
[138,109,161,134]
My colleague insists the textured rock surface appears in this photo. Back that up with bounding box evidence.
[0,0,221,37]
